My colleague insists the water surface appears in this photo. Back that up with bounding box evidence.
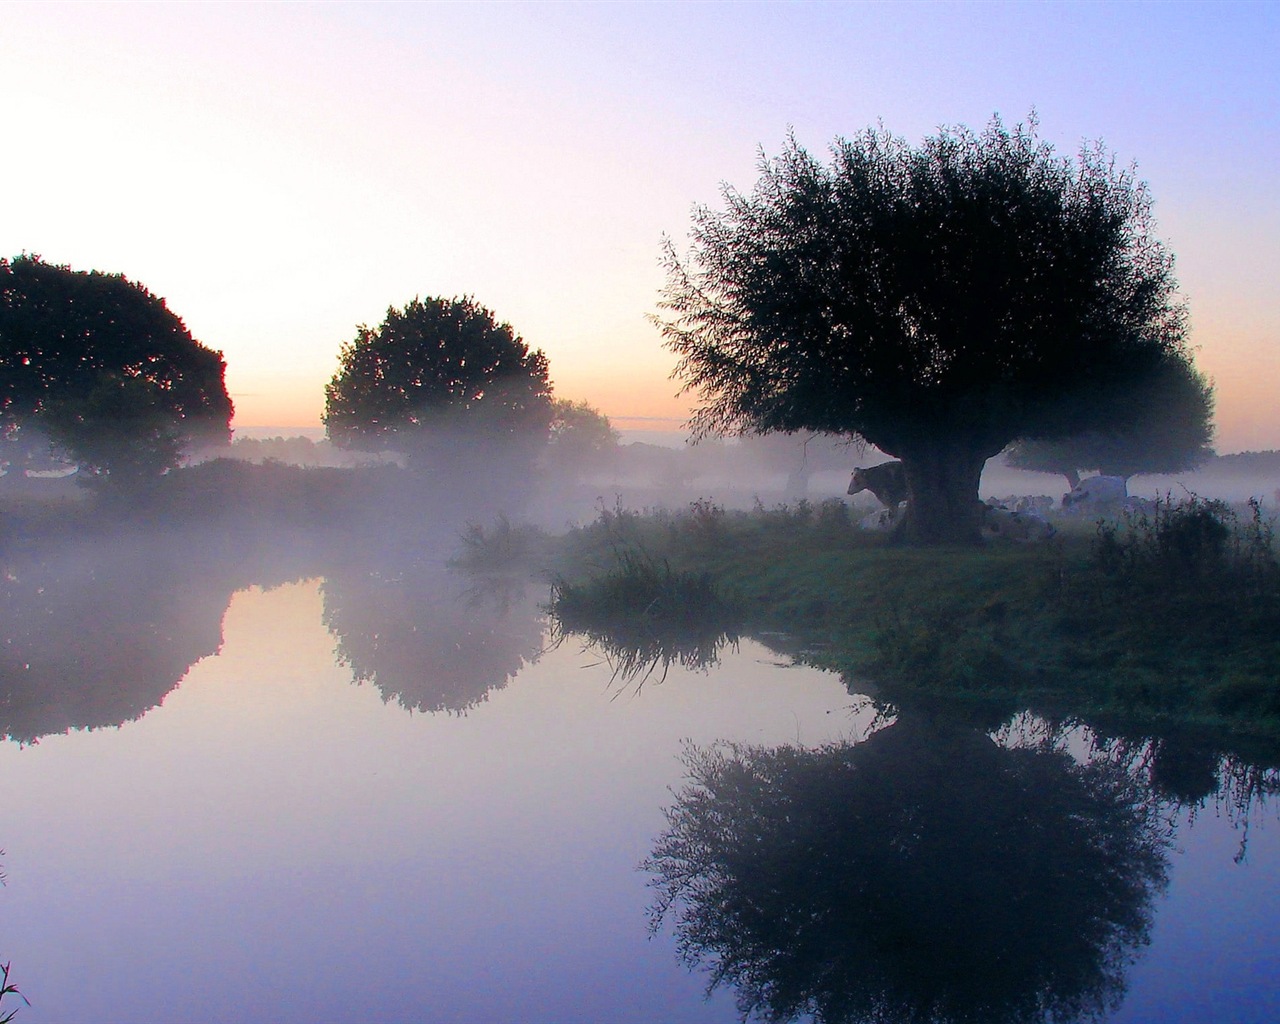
[1,572,1276,1022]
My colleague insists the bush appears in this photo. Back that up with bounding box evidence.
[1093,495,1279,595]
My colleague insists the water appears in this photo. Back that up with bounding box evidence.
[1,565,1277,1022]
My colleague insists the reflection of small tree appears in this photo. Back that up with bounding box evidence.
[647,718,1170,1024]
[321,556,546,714]
[0,537,242,742]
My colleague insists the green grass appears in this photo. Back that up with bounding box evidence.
[541,497,1280,754]
[550,541,740,690]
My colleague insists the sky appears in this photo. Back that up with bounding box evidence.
[2,1,1276,451]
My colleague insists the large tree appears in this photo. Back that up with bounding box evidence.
[323,296,554,470]
[1004,354,1215,490]
[656,117,1192,543]
[0,255,232,484]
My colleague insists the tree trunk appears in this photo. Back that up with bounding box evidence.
[895,441,990,546]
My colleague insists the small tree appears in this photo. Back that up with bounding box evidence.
[0,255,232,484]
[1005,355,1215,490]
[544,398,621,477]
[656,117,1192,544]
[324,296,554,471]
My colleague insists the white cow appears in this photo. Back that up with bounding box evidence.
[983,505,1056,542]
[1061,475,1127,512]
[990,494,1055,515]
[859,501,907,532]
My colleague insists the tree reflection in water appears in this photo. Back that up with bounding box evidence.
[1081,727,1280,865]
[321,559,546,714]
[0,535,252,743]
[646,716,1172,1024]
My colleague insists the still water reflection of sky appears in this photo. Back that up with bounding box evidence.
[1,579,1277,1022]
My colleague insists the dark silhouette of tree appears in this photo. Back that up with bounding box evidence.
[0,255,233,486]
[646,717,1171,1024]
[1005,355,1215,489]
[321,556,546,714]
[323,296,554,477]
[655,116,1192,544]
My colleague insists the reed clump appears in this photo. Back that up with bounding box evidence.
[550,543,741,689]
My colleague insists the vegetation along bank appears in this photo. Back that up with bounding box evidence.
[505,495,1280,757]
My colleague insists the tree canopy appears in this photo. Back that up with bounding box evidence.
[656,116,1193,543]
[1005,354,1215,488]
[543,398,621,476]
[323,296,554,465]
[0,255,232,483]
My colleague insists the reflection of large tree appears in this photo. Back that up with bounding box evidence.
[646,717,1171,1024]
[0,536,246,742]
[321,560,545,713]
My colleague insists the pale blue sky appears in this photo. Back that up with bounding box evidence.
[2,1,1276,449]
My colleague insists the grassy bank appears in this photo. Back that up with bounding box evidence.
[519,497,1280,751]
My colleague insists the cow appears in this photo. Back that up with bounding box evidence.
[859,501,907,532]
[848,461,908,509]
[1061,474,1127,512]
[982,505,1056,542]
[990,494,1055,515]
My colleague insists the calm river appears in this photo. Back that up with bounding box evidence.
[1,545,1277,1022]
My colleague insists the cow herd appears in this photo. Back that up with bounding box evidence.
[847,461,1150,542]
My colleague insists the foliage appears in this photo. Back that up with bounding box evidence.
[0,961,28,1023]
[656,115,1191,544]
[224,434,399,469]
[550,542,740,689]
[1092,494,1278,595]
[736,431,855,496]
[452,514,552,573]
[1005,355,1215,486]
[323,295,553,464]
[646,727,1169,1024]
[41,373,186,487]
[0,255,232,484]
[544,398,621,474]
[537,499,1280,747]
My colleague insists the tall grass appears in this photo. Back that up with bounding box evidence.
[0,962,28,1023]
[451,514,551,572]
[1093,494,1278,596]
[550,542,741,690]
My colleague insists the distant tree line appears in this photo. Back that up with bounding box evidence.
[3,114,1222,536]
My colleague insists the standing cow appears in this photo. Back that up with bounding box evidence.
[847,461,908,509]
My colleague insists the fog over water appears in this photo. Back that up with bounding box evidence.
[2,435,1280,1022]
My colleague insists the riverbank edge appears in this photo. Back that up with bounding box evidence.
[535,505,1280,759]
